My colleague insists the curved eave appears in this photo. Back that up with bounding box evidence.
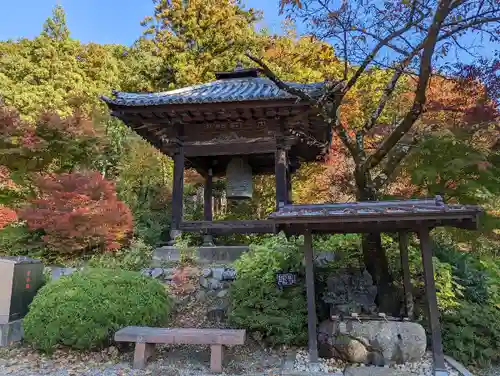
[100,78,329,108]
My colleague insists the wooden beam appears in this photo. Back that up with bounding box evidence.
[399,231,414,319]
[418,228,447,374]
[304,230,319,364]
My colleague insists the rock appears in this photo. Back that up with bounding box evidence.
[318,319,426,365]
[195,290,208,302]
[162,268,176,280]
[323,269,378,315]
[142,267,163,278]
[51,266,79,280]
[344,366,413,376]
[315,251,336,266]
[216,289,229,298]
[199,276,221,290]
[202,268,212,278]
[207,299,229,322]
[221,268,236,280]
[211,267,236,281]
[212,267,226,281]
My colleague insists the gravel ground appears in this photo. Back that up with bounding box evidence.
[0,342,284,376]
[292,349,476,376]
[0,345,489,376]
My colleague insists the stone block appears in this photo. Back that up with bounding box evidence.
[51,267,79,281]
[197,246,248,264]
[344,366,413,376]
[199,276,222,290]
[0,320,23,347]
[212,267,237,281]
[141,267,164,278]
[202,268,212,278]
[152,246,181,264]
[318,319,426,365]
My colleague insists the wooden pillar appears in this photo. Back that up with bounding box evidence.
[399,231,414,319]
[286,164,292,204]
[304,230,319,364]
[203,168,214,246]
[275,146,287,210]
[419,228,448,375]
[169,145,184,244]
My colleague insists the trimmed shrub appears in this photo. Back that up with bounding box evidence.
[24,268,172,351]
[229,234,308,346]
[88,238,153,271]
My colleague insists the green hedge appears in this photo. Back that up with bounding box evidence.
[24,268,172,351]
[442,301,500,368]
[229,235,308,345]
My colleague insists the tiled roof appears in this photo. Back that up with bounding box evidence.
[269,198,482,220]
[101,77,327,107]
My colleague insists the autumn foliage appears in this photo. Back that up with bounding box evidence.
[0,206,17,229]
[19,171,133,254]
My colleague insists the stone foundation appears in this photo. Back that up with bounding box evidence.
[153,245,249,265]
[142,265,237,322]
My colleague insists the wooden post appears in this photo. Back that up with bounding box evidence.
[304,230,319,364]
[286,164,292,204]
[169,145,184,244]
[203,168,214,246]
[210,344,224,373]
[133,342,155,369]
[399,231,414,319]
[419,228,448,375]
[275,146,287,210]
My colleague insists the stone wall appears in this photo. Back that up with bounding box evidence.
[142,265,237,322]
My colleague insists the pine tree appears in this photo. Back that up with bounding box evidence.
[41,5,70,41]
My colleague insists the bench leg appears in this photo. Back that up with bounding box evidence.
[210,344,224,373]
[133,342,155,369]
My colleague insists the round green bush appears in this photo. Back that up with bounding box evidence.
[24,268,173,351]
[229,235,308,346]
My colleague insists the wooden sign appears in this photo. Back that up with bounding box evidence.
[276,272,298,288]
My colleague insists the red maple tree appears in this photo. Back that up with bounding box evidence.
[0,206,17,229]
[19,171,133,255]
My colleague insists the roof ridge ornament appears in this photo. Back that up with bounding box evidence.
[234,60,244,71]
[215,62,260,80]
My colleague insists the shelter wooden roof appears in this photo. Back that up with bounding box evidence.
[269,196,482,234]
[101,67,333,176]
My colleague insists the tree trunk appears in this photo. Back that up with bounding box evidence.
[355,169,400,315]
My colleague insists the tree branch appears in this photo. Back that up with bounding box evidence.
[362,58,412,134]
[364,0,455,171]
[344,13,426,92]
[245,53,359,159]
[372,137,417,190]
[245,53,315,103]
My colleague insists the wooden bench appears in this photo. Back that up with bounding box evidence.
[114,326,246,373]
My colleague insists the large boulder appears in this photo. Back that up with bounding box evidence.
[318,319,426,365]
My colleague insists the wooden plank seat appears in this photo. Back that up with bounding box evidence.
[114,326,246,373]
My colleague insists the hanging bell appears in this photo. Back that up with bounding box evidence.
[226,157,253,200]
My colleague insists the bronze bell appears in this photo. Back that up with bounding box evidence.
[226,157,253,200]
